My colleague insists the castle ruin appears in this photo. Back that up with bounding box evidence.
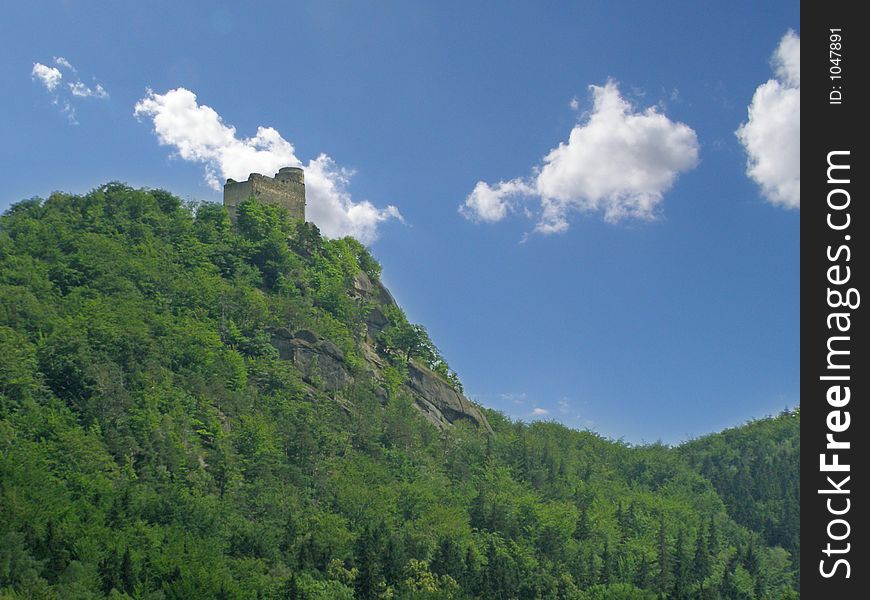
[223,166,306,222]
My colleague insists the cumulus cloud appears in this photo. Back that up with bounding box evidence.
[461,81,699,233]
[531,407,549,416]
[134,87,401,243]
[736,30,800,208]
[31,56,109,124]
[32,63,62,91]
[53,56,75,71]
[460,178,534,223]
[69,81,108,98]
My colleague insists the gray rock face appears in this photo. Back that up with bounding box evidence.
[352,271,375,297]
[270,329,352,392]
[364,305,391,338]
[268,278,493,435]
[354,271,398,339]
[404,362,494,435]
[373,279,397,307]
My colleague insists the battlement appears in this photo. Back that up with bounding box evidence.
[223,167,306,223]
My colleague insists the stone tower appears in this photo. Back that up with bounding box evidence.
[223,166,306,223]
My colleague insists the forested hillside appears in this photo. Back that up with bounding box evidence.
[0,185,799,599]
[679,411,800,577]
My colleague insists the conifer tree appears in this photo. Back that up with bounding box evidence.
[469,484,487,530]
[657,516,671,597]
[707,515,719,557]
[40,520,69,580]
[573,507,591,541]
[431,536,464,579]
[600,540,613,585]
[121,547,136,594]
[381,527,405,587]
[672,528,688,599]
[634,553,652,590]
[719,554,741,599]
[100,549,122,595]
[354,525,383,600]
[692,526,711,591]
[280,574,300,600]
[572,550,590,589]
[462,546,480,595]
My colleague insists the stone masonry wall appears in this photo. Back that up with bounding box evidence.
[224,170,305,222]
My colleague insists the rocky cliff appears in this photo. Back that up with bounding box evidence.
[270,270,492,435]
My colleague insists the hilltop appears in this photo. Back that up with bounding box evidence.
[0,184,798,598]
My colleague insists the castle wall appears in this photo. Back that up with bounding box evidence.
[224,170,306,223]
[223,179,253,223]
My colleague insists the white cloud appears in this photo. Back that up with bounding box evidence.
[134,87,401,243]
[54,56,75,71]
[736,30,800,208]
[460,178,533,223]
[32,63,62,92]
[31,57,108,124]
[774,32,800,88]
[461,81,699,233]
[531,407,549,416]
[69,81,108,98]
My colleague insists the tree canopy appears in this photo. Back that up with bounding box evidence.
[0,185,798,598]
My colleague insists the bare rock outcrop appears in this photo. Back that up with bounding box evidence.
[269,321,492,435]
[403,362,493,435]
[270,329,352,392]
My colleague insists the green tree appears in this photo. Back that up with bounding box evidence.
[354,525,384,600]
[656,517,670,597]
[692,526,711,592]
[573,506,591,541]
[0,187,800,599]
[600,541,614,585]
[671,528,688,599]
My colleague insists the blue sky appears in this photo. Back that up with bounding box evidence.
[1,1,799,444]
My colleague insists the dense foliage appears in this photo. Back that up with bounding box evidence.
[679,410,800,576]
[0,185,799,598]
